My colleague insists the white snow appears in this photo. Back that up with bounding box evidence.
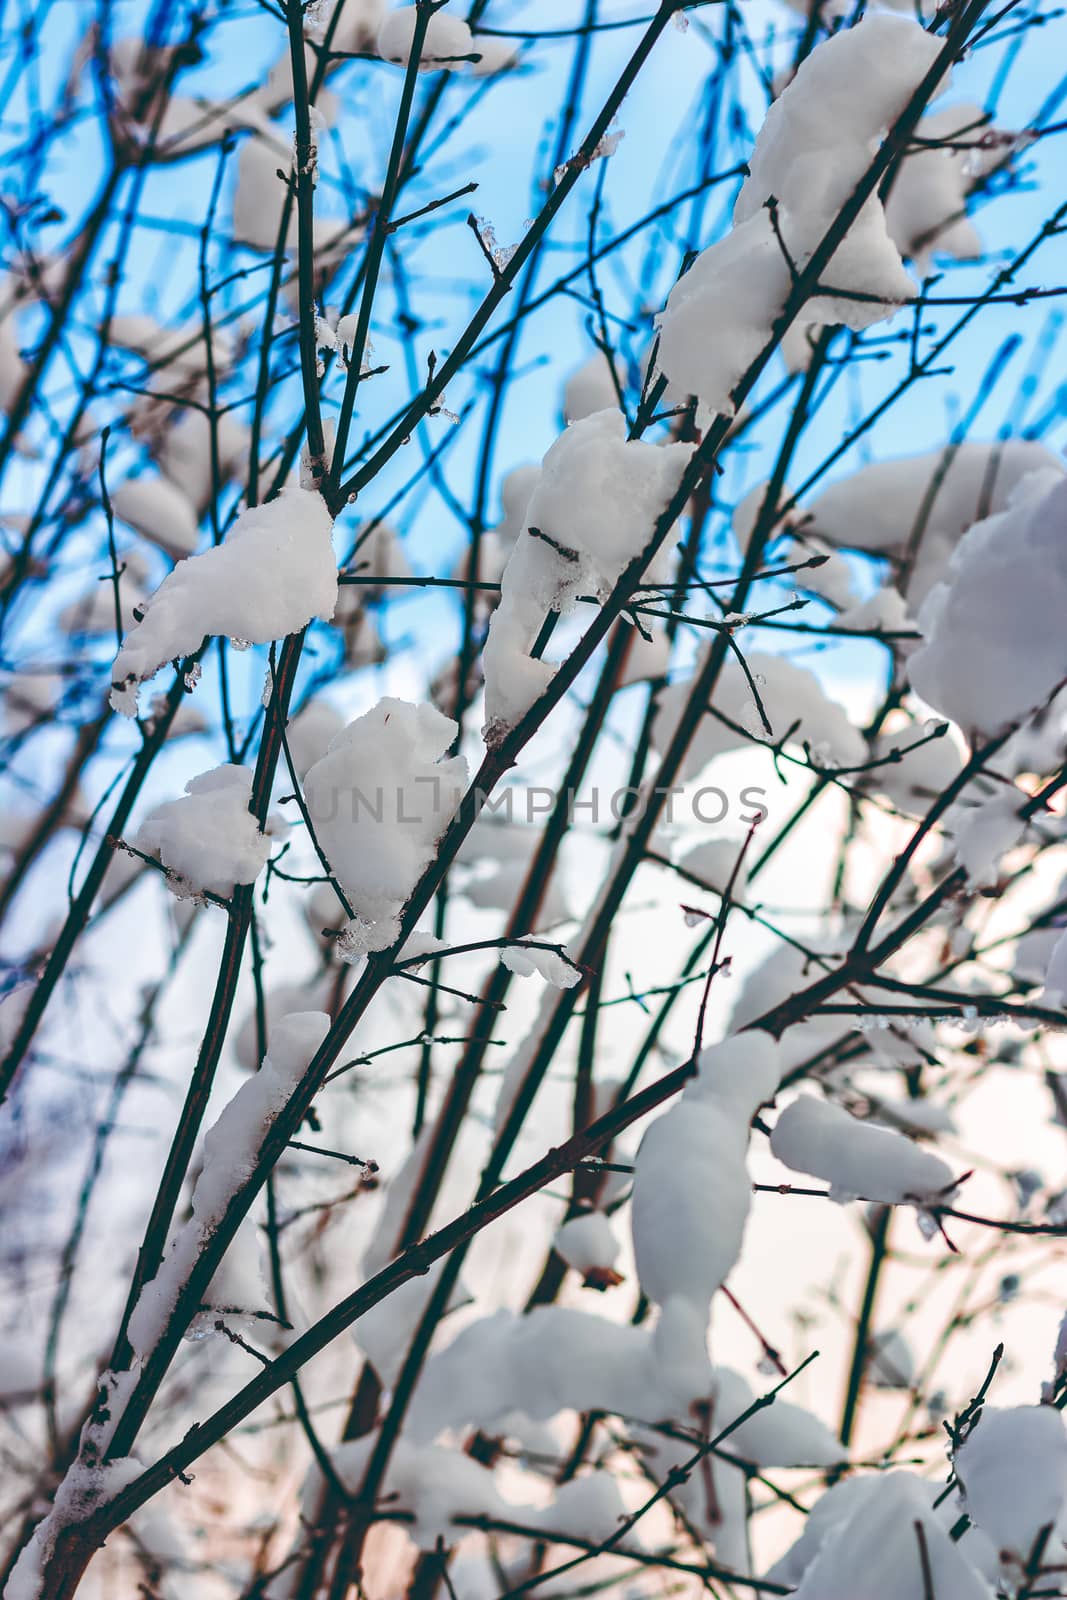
[362,1124,435,1278]
[947,785,1026,888]
[407,1307,669,1442]
[909,470,1067,738]
[454,463,541,601]
[2,671,64,733]
[631,1034,781,1402]
[632,1367,843,1578]
[533,1473,628,1544]
[553,1211,621,1279]
[59,549,149,638]
[200,1014,331,1218]
[137,765,278,900]
[286,697,344,779]
[0,1330,39,1404]
[303,698,467,953]
[343,519,411,597]
[0,286,26,418]
[461,857,573,927]
[791,1471,994,1600]
[310,0,384,54]
[653,649,865,778]
[562,351,624,423]
[836,585,912,636]
[770,1094,956,1205]
[233,977,332,1072]
[352,1264,468,1387]
[232,138,356,255]
[469,33,518,76]
[801,438,1063,606]
[869,1328,916,1389]
[154,408,250,519]
[112,474,200,560]
[377,7,473,70]
[886,103,1016,275]
[125,1012,329,1358]
[860,720,964,815]
[500,941,580,987]
[677,838,748,894]
[110,487,337,714]
[7,1456,147,1600]
[107,311,230,382]
[656,15,941,413]
[1043,927,1067,1009]
[714,1365,847,1468]
[315,1436,522,1549]
[482,410,688,734]
[633,1420,751,1573]
[954,1406,1067,1561]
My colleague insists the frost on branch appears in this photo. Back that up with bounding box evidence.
[481,409,689,736]
[953,1405,1067,1565]
[655,14,941,414]
[770,1093,956,1205]
[125,1012,329,1358]
[137,764,279,900]
[302,698,467,953]
[909,470,1067,738]
[630,1034,781,1408]
[110,487,337,715]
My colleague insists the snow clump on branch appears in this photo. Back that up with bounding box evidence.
[770,1093,956,1205]
[124,1012,330,1359]
[886,102,1020,275]
[953,1405,1067,1565]
[302,698,467,954]
[377,7,472,70]
[653,649,865,777]
[630,1034,781,1410]
[110,487,337,715]
[481,408,689,737]
[909,470,1067,739]
[782,1470,995,1600]
[137,764,280,900]
[655,14,943,414]
[799,438,1063,607]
